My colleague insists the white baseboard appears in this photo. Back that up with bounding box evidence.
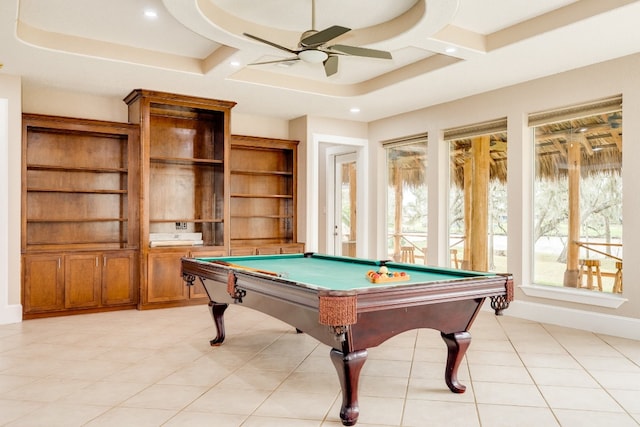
[491,300,640,340]
[0,304,22,325]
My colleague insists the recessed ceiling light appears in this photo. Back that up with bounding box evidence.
[230,61,241,67]
[445,47,457,54]
[350,107,360,113]
[144,9,158,19]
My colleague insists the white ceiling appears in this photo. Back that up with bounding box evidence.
[2,0,640,122]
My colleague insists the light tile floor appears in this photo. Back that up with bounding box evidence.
[0,305,639,426]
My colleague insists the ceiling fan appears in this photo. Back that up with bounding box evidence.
[243,0,393,77]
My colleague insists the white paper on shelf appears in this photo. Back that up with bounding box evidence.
[149,240,204,247]
[149,232,203,241]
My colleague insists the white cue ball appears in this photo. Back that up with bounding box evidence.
[378,266,389,274]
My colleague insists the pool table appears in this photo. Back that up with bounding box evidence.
[181,252,513,426]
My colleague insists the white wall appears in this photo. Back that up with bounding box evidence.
[0,74,22,324]
[232,113,290,139]
[23,86,128,122]
[369,53,640,337]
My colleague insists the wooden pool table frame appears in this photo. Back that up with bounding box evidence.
[182,254,513,426]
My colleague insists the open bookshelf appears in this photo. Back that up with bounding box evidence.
[229,135,303,254]
[21,114,139,317]
[124,89,236,308]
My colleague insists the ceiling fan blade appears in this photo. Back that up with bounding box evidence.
[243,33,298,54]
[330,44,392,59]
[249,57,300,66]
[300,25,350,47]
[323,55,338,77]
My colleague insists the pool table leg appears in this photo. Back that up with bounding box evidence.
[441,331,471,393]
[330,348,368,426]
[208,301,228,346]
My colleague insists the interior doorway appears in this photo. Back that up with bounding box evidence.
[307,133,367,256]
[334,152,357,256]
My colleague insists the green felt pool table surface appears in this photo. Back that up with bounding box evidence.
[196,252,496,291]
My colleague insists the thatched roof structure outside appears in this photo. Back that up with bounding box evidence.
[387,144,426,190]
[448,112,622,188]
[534,113,622,181]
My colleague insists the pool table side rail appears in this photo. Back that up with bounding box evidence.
[181,257,513,317]
[348,274,513,313]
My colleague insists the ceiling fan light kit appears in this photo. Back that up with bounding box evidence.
[244,0,392,77]
[298,49,328,64]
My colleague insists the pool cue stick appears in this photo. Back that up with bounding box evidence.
[209,260,280,277]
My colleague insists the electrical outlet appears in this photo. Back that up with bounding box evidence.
[175,222,187,230]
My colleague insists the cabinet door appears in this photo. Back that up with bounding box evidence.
[230,247,256,256]
[147,252,189,303]
[256,246,280,255]
[102,251,136,306]
[65,254,101,309]
[280,243,305,254]
[187,250,225,299]
[23,254,64,313]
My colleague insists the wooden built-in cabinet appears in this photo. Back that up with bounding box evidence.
[23,251,137,314]
[21,114,139,318]
[21,95,306,317]
[146,248,224,303]
[229,135,303,255]
[124,89,236,309]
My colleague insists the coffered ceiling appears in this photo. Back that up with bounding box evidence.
[2,0,640,121]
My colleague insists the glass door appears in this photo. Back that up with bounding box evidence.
[334,153,357,256]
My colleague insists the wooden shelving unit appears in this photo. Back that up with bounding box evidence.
[21,95,305,317]
[124,89,235,309]
[21,114,139,318]
[229,135,304,255]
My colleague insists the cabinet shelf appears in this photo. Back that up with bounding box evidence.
[27,240,129,247]
[231,238,296,243]
[231,214,293,219]
[231,170,293,176]
[27,218,128,223]
[27,187,128,194]
[27,164,128,173]
[149,218,223,223]
[150,156,223,166]
[231,193,293,199]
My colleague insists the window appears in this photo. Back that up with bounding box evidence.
[446,119,508,271]
[530,96,623,294]
[385,134,427,264]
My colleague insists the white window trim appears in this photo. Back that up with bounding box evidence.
[520,284,627,308]
[525,95,624,309]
